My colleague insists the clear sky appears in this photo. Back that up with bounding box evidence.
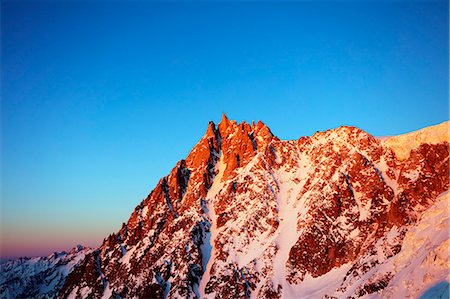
[1,1,448,259]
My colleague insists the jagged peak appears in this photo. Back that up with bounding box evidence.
[221,113,229,123]
[216,115,275,140]
[185,120,221,170]
[219,113,230,127]
[68,244,89,255]
[252,120,274,137]
[205,121,217,138]
[218,113,237,135]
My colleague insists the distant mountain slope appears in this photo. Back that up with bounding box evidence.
[1,117,448,299]
[0,245,91,299]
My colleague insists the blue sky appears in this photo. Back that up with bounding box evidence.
[1,1,448,258]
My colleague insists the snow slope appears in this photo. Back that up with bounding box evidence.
[382,121,449,160]
[374,191,450,299]
[198,153,226,298]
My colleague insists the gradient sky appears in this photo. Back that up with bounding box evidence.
[1,1,448,259]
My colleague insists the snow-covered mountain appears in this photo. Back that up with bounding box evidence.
[0,245,91,299]
[1,117,448,299]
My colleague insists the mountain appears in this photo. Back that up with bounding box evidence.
[1,117,448,299]
[0,245,91,299]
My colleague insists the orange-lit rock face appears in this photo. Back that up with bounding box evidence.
[58,118,449,299]
[217,114,275,182]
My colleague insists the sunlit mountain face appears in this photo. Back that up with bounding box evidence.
[1,117,448,299]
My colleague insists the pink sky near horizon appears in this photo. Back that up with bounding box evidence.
[1,224,112,259]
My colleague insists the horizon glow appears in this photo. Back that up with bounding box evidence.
[1,1,448,259]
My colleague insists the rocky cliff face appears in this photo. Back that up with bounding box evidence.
[2,117,448,299]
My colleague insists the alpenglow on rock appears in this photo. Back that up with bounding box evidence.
[1,117,449,299]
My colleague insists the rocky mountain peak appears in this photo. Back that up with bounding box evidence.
[2,119,448,299]
[69,244,88,254]
[204,121,217,138]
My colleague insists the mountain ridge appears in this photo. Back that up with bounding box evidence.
[1,118,448,299]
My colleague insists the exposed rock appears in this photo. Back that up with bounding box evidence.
[2,118,448,299]
[58,119,450,298]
